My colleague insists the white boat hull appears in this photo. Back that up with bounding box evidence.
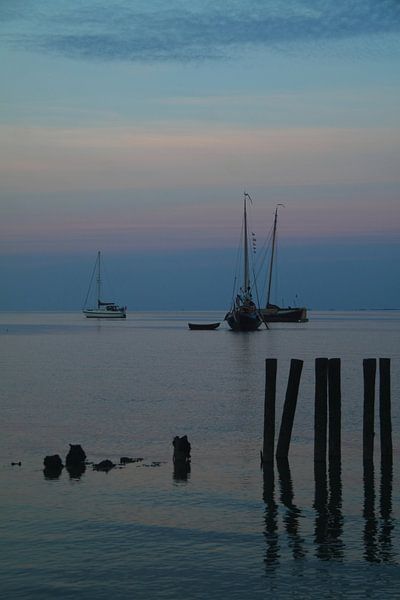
[83,309,126,319]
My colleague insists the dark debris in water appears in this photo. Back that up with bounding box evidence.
[93,459,115,472]
[142,461,166,468]
[34,448,155,477]
[92,457,148,472]
[119,456,144,465]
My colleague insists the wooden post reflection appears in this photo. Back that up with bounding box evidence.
[173,461,191,482]
[262,462,279,567]
[327,459,344,560]
[313,458,344,560]
[379,460,394,563]
[313,460,329,560]
[363,459,379,562]
[277,458,306,560]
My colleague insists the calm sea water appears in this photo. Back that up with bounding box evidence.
[0,310,399,599]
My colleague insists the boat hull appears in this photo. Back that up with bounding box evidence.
[226,310,262,331]
[260,307,308,323]
[83,309,126,319]
[188,322,220,330]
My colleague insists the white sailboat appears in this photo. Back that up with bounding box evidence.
[82,251,127,319]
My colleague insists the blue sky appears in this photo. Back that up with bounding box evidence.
[1,0,399,310]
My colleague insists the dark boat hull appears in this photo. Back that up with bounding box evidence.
[226,310,262,331]
[188,322,220,330]
[260,307,308,323]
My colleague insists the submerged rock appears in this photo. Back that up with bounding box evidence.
[66,463,86,479]
[65,444,86,466]
[43,454,63,479]
[173,435,191,463]
[44,454,63,470]
[43,466,63,480]
[93,459,115,472]
[119,456,144,465]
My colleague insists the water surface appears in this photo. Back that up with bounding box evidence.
[0,311,399,598]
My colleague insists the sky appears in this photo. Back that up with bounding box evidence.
[1,0,399,311]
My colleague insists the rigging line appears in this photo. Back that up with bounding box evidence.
[252,264,262,306]
[244,194,258,284]
[82,255,98,309]
[101,255,116,301]
[229,221,243,307]
[234,217,245,292]
[230,275,238,307]
[254,227,273,283]
[253,224,274,305]
[254,209,274,267]
[273,232,279,304]
[255,288,269,329]
[252,262,269,328]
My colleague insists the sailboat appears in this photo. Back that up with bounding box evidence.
[225,193,263,331]
[260,205,308,323]
[82,251,127,319]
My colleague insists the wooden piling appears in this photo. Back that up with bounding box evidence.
[379,358,392,462]
[263,359,277,464]
[363,358,376,462]
[328,358,341,460]
[276,359,303,459]
[314,358,328,463]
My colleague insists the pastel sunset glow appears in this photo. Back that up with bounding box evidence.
[1,0,399,309]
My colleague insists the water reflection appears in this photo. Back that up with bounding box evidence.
[66,463,86,480]
[43,465,63,480]
[262,462,279,567]
[313,459,344,560]
[327,459,344,560]
[277,458,307,560]
[263,456,395,566]
[363,458,395,563]
[173,461,191,483]
[380,460,395,562]
[313,460,329,560]
[363,459,378,562]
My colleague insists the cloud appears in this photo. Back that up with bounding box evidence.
[2,0,400,62]
[1,120,399,256]
[1,123,399,195]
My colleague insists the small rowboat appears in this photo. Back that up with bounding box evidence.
[188,322,220,330]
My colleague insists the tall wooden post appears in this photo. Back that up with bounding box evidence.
[314,358,328,463]
[263,359,277,464]
[363,358,376,462]
[328,358,341,460]
[276,359,303,459]
[379,358,392,462]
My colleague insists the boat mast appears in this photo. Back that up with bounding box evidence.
[243,193,250,297]
[266,204,283,307]
[96,251,101,308]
